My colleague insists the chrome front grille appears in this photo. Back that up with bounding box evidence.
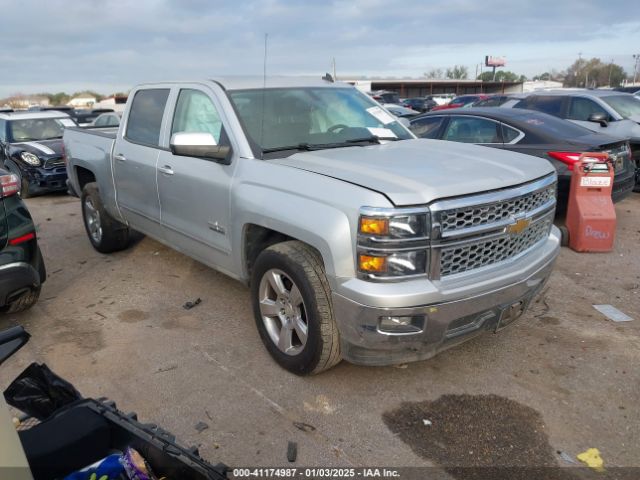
[439,183,556,233]
[440,216,553,276]
[430,175,557,279]
[44,157,65,169]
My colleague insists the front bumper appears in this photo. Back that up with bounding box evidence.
[332,227,561,366]
[24,166,68,194]
[0,262,41,307]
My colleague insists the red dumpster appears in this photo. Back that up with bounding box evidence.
[565,152,616,252]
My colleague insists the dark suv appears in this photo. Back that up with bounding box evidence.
[0,170,45,313]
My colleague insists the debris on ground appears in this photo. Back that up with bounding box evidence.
[155,364,178,374]
[577,448,604,471]
[287,441,297,462]
[293,421,316,432]
[592,304,633,322]
[422,419,432,426]
[183,298,202,310]
[557,450,578,465]
[194,421,209,433]
[394,363,408,369]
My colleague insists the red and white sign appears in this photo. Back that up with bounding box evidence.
[485,56,506,67]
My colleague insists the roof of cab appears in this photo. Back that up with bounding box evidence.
[0,111,72,121]
[134,76,347,92]
[213,76,346,90]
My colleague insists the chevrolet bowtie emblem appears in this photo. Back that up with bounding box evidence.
[506,217,530,235]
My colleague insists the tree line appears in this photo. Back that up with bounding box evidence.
[424,57,632,87]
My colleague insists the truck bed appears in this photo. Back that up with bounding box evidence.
[63,126,118,200]
[67,126,118,139]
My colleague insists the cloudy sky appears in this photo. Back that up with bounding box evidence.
[1,0,638,97]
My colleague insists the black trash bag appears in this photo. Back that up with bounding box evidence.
[4,362,82,420]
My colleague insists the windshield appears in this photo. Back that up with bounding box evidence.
[228,87,413,156]
[8,117,76,142]
[601,95,640,119]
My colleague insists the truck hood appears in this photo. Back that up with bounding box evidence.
[270,139,555,206]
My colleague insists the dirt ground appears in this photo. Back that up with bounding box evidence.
[1,193,638,474]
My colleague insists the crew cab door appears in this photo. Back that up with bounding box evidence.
[112,88,170,238]
[156,85,237,273]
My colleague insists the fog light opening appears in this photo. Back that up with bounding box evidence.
[378,315,425,334]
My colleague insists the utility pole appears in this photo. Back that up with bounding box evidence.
[332,57,337,81]
[634,54,640,85]
[608,59,613,87]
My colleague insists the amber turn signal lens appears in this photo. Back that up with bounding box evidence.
[359,254,387,273]
[360,217,389,235]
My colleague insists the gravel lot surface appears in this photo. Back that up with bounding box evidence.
[1,193,638,474]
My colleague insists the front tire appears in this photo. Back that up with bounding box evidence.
[81,182,130,253]
[251,241,341,375]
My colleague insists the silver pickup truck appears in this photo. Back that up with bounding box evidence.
[64,77,561,374]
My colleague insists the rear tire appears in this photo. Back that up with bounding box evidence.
[6,286,41,313]
[81,182,130,253]
[251,241,341,375]
[20,177,32,199]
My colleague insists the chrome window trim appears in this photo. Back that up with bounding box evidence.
[501,123,525,145]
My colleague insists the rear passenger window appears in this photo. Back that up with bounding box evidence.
[501,124,522,143]
[520,96,564,117]
[443,117,501,143]
[171,89,223,143]
[410,116,445,138]
[126,89,170,146]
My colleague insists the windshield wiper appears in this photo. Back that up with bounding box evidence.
[345,135,400,144]
[262,136,399,154]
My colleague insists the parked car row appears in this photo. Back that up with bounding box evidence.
[406,88,640,192]
[28,105,116,126]
[409,107,636,210]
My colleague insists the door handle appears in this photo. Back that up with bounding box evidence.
[114,153,127,162]
[158,165,174,175]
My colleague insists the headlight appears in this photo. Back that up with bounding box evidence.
[20,152,41,166]
[359,212,429,240]
[357,207,430,280]
[358,250,428,277]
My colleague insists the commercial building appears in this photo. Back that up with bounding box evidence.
[343,78,524,97]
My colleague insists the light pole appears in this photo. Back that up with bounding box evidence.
[634,54,640,85]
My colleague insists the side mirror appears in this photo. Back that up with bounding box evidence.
[0,326,30,367]
[170,132,231,163]
[588,112,608,127]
